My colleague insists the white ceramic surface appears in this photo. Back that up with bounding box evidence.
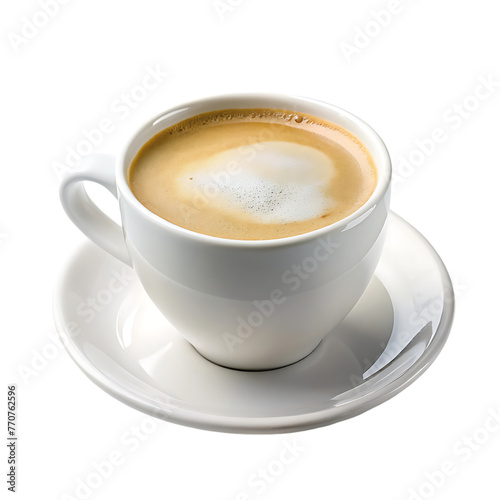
[53,213,453,434]
[59,94,392,370]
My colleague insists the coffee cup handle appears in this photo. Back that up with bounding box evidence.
[59,155,132,266]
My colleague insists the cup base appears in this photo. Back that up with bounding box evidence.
[191,339,325,372]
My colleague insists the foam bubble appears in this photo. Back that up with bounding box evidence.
[177,141,336,224]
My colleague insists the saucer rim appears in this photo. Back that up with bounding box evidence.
[53,212,454,434]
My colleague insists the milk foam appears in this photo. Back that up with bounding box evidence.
[177,141,335,224]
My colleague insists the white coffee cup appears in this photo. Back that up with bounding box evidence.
[60,94,392,370]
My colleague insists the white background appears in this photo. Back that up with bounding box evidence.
[2,0,499,498]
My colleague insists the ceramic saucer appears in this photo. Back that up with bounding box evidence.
[53,212,454,433]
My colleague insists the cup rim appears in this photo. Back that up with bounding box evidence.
[116,93,392,248]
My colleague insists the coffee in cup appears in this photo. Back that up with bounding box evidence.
[129,108,377,240]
